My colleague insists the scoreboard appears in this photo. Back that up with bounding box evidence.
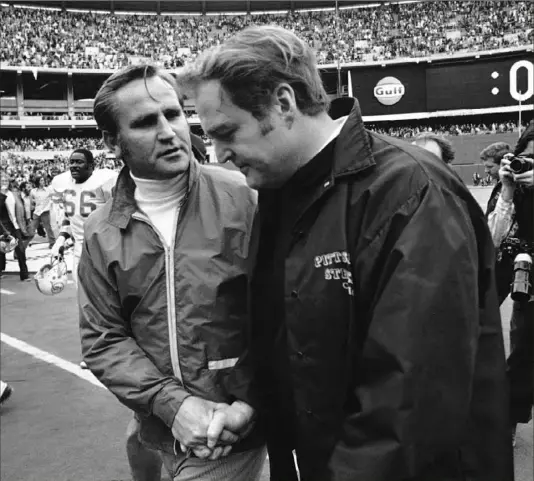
[348,51,533,116]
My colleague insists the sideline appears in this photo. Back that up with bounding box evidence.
[0,332,105,389]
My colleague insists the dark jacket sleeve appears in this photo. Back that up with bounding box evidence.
[224,205,262,409]
[78,233,190,428]
[329,181,495,480]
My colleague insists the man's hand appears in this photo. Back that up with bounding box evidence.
[50,236,66,259]
[513,157,534,189]
[206,401,256,451]
[499,155,516,201]
[171,397,239,455]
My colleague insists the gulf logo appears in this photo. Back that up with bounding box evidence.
[373,77,405,106]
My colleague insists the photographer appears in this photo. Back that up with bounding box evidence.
[486,121,534,444]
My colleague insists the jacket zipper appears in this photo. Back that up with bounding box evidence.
[132,208,184,383]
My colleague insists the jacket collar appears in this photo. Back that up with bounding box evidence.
[328,97,375,179]
[107,157,200,229]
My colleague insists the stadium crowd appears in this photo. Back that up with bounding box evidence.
[0,152,120,189]
[0,120,522,153]
[0,112,88,121]
[369,120,522,138]
[0,1,531,68]
[1,136,105,152]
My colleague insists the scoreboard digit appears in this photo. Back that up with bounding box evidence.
[509,60,534,102]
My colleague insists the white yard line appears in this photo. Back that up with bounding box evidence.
[0,288,15,295]
[0,332,105,390]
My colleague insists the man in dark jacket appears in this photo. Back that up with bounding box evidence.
[79,64,265,481]
[180,25,513,481]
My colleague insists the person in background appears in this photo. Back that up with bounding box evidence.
[50,149,117,291]
[19,181,33,225]
[412,132,455,165]
[481,142,512,189]
[0,176,30,281]
[13,180,34,248]
[30,176,56,249]
[180,25,513,481]
[481,142,514,304]
[485,123,534,446]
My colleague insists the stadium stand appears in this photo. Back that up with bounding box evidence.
[1,1,532,185]
[0,1,532,68]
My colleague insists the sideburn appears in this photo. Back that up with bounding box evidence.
[259,117,275,136]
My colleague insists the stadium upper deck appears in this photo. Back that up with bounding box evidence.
[1,1,532,68]
[0,1,531,133]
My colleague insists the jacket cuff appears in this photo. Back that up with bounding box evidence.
[151,383,191,428]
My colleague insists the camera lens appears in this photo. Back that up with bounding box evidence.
[509,157,523,174]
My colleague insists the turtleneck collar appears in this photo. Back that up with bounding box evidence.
[130,171,188,202]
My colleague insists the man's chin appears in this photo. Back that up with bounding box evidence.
[243,169,265,190]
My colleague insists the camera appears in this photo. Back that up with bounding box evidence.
[511,253,532,302]
[508,156,533,175]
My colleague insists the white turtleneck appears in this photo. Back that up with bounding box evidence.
[130,172,188,248]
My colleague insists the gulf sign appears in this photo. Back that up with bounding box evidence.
[373,76,405,105]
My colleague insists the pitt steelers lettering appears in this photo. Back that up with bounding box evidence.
[314,251,354,296]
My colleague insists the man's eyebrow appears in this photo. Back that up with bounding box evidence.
[130,112,157,126]
[206,123,234,137]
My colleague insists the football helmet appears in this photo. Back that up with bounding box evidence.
[0,234,18,254]
[34,257,68,296]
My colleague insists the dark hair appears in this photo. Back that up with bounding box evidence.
[514,121,534,156]
[94,63,181,135]
[479,142,512,164]
[71,148,94,165]
[32,176,45,188]
[179,25,330,120]
[413,132,455,164]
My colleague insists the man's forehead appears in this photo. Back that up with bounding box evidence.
[70,153,87,161]
[116,77,179,109]
[196,81,247,133]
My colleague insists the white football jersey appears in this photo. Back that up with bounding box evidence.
[51,169,118,255]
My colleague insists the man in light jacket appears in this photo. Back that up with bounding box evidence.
[79,64,265,481]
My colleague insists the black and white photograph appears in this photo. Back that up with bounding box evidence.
[0,1,532,480]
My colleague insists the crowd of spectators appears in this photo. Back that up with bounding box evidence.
[0,120,524,153]
[367,120,523,138]
[1,112,95,121]
[1,136,105,151]
[1,152,121,190]
[0,1,531,68]
[1,111,196,121]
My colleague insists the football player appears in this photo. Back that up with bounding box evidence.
[50,148,118,289]
[50,149,117,369]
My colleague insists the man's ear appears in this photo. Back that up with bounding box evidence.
[273,83,297,115]
[273,83,297,127]
[103,131,121,159]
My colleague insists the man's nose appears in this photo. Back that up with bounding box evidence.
[215,144,233,164]
[157,117,175,140]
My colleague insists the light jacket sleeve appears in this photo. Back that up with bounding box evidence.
[487,194,514,247]
[78,235,190,428]
[329,181,491,480]
[5,192,19,229]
